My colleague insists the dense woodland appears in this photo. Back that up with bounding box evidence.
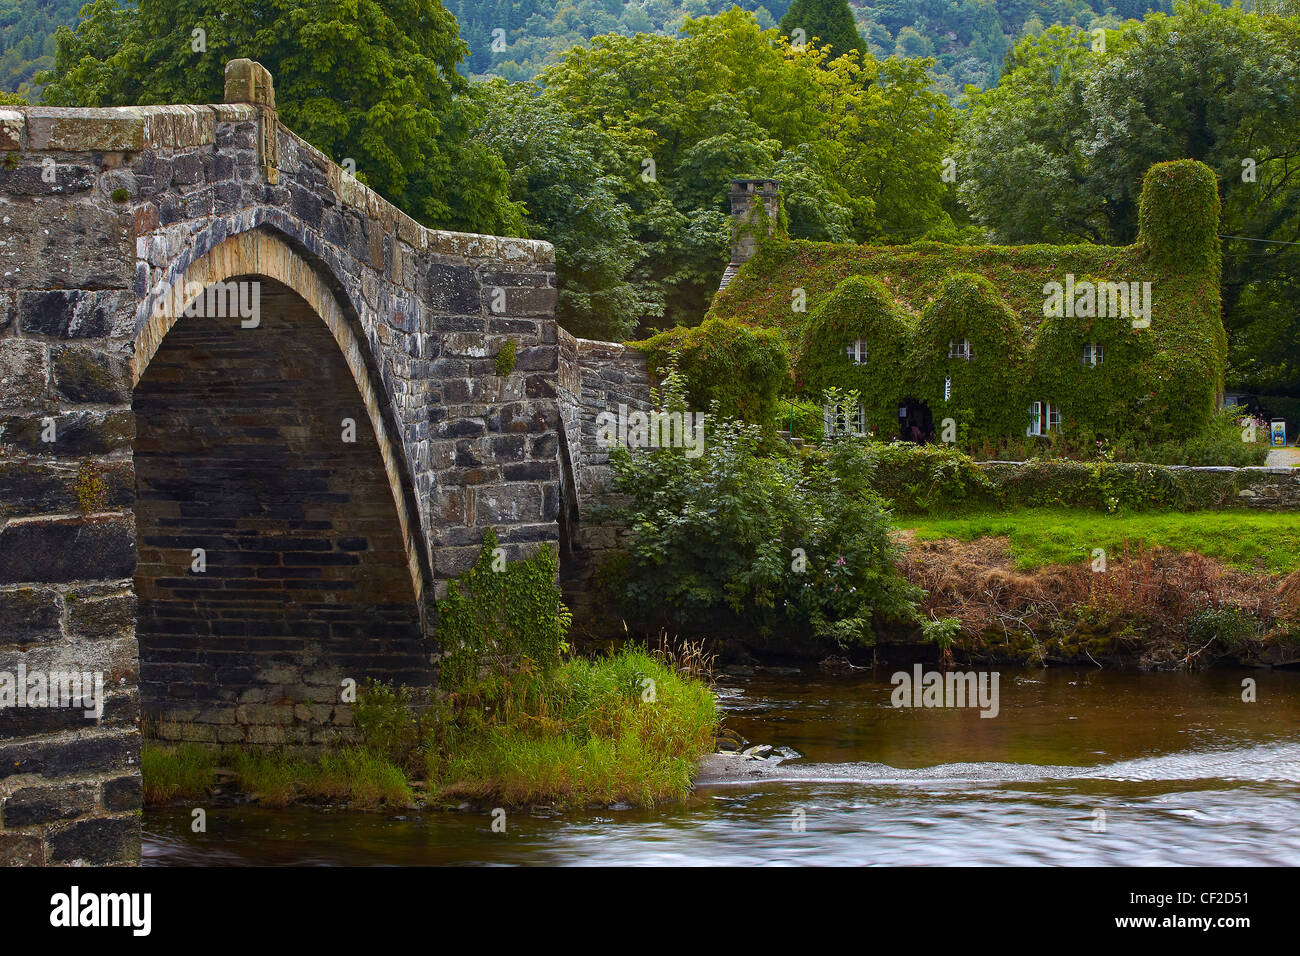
[3,0,1298,404]
[4,0,1173,100]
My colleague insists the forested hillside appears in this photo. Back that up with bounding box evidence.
[0,0,81,95]
[4,0,1173,101]
[445,0,1173,97]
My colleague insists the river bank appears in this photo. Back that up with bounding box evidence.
[894,511,1300,669]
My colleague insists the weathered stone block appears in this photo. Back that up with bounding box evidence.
[17,290,134,338]
[513,345,557,372]
[2,784,96,827]
[0,161,95,196]
[0,109,21,151]
[474,484,544,523]
[0,340,47,408]
[53,347,132,404]
[0,409,134,456]
[46,815,140,865]
[0,729,138,781]
[422,262,479,314]
[0,587,62,647]
[0,460,135,519]
[0,203,133,288]
[504,461,558,482]
[102,774,142,812]
[0,831,44,866]
[66,590,136,642]
[0,516,136,584]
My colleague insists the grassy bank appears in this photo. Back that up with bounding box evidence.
[901,508,1300,574]
[142,744,411,809]
[429,647,717,807]
[143,646,718,811]
[896,508,1299,669]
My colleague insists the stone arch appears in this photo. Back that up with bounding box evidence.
[132,273,433,743]
[131,228,431,615]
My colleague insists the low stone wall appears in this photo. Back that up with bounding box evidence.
[975,461,1300,511]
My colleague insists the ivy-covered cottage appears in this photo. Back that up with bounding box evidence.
[707,161,1226,446]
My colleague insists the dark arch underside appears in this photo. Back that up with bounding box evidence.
[133,277,431,746]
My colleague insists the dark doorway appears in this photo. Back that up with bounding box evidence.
[898,397,934,443]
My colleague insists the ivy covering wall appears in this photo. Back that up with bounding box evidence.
[796,276,912,436]
[709,159,1226,446]
[632,316,789,426]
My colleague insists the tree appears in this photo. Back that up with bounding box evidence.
[38,0,523,235]
[779,0,867,59]
[475,79,650,339]
[957,1,1300,395]
[534,9,957,330]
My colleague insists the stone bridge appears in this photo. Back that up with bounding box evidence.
[0,60,649,865]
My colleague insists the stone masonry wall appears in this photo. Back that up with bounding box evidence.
[556,329,652,639]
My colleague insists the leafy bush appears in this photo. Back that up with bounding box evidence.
[608,406,922,646]
[1186,606,1263,654]
[967,407,1269,466]
[861,440,995,512]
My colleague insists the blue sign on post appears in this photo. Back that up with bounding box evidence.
[1270,421,1287,447]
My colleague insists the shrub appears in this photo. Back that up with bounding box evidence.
[632,316,790,425]
[860,441,995,512]
[608,407,922,645]
[435,531,572,690]
[966,408,1269,466]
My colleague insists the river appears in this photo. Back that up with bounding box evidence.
[143,666,1300,865]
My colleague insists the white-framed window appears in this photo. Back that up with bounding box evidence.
[1026,401,1061,437]
[824,403,867,437]
[845,339,869,365]
[948,339,973,360]
[1082,344,1105,366]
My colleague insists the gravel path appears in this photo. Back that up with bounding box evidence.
[1266,446,1300,467]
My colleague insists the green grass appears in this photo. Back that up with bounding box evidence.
[429,647,718,808]
[901,507,1300,574]
[142,648,719,812]
[142,744,412,809]
[141,742,218,804]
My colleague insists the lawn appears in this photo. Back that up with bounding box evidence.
[900,508,1300,574]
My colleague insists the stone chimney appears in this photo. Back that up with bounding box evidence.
[720,178,780,292]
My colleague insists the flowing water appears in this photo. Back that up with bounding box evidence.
[144,667,1300,865]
